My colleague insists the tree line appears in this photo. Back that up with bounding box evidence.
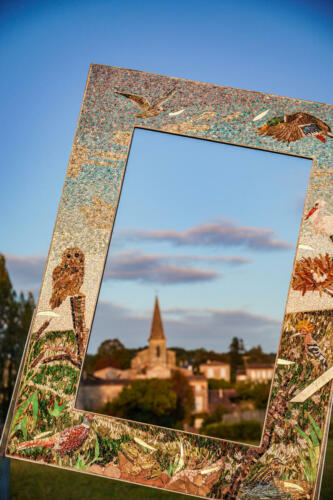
[0,253,276,430]
[0,255,35,425]
[85,336,276,382]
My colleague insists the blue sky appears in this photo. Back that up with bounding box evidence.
[1,0,332,353]
[93,130,310,352]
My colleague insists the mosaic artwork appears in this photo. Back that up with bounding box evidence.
[2,64,333,499]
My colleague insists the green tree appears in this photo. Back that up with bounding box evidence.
[105,379,178,427]
[97,338,125,357]
[200,420,261,442]
[93,355,121,370]
[229,337,245,382]
[245,345,276,364]
[103,372,194,429]
[201,404,229,428]
[208,379,232,390]
[170,370,194,427]
[83,353,98,372]
[235,381,271,409]
[96,338,133,369]
[0,254,35,423]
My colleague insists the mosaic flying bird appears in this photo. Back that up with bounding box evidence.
[305,199,333,243]
[16,414,94,455]
[49,247,85,309]
[291,320,328,370]
[258,112,333,143]
[115,88,176,118]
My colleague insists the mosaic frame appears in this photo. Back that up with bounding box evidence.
[2,64,333,499]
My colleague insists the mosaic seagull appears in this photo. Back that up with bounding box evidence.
[115,88,176,118]
[258,112,333,143]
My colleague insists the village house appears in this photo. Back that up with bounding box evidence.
[78,298,275,421]
[235,369,247,382]
[78,297,209,414]
[77,377,130,410]
[199,360,230,381]
[236,363,274,383]
[188,375,209,413]
[209,388,239,412]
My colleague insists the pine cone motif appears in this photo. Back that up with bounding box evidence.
[292,253,333,297]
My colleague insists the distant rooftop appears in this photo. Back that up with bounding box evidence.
[246,364,274,369]
[201,360,229,366]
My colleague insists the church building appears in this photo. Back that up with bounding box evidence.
[130,297,176,378]
[77,297,209,417]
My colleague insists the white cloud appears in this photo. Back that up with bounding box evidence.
[4,249,251,289]
[120,219,291,251]
[87,300,281,354]
[104,250,250,284]
[5,254,45,294]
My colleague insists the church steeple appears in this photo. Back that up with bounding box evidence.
[130,296,176,375]
[149,296,165,341]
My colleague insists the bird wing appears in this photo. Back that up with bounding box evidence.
[57,424,89,454]
[258,122,303,142]
[311,115,330,132]
[49,264,70,309]
[152,88,176,107]
[286,112,311,125]
[307,343,328,370]
[299,123,322,136]
[288,113,331,136]
[52,262,64,283]
[115,91,150,109]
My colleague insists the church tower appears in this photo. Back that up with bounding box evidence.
[130,296,176,377]
[148,296,167,367]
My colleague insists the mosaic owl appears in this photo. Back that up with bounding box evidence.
[49,247,85,309]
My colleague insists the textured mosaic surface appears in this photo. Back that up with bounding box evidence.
[4,65,333,499]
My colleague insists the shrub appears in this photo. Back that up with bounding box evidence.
[201,405,230,427]
[234,382,271,409]
[208,379,232,390]
[101,376,193,429]
[200,420,262,442]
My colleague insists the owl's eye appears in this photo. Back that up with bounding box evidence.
[75,253,79,258]
[67,254,71,259]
